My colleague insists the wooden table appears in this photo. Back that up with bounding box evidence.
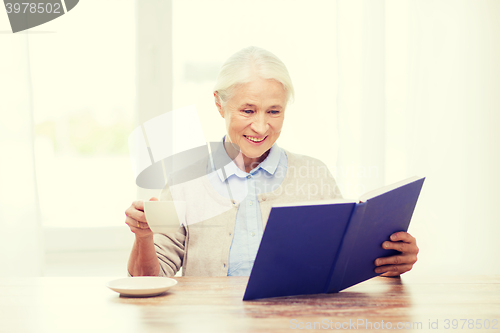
[0,275,499,333]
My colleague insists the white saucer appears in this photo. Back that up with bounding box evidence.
[106,277,177,297]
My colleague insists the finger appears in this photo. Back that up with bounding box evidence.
[125,206,147,223]
[390,231,415,243]
[125,218,151,232]
[125,218,139,232]
[133,200,145,211]
[375,263,413,275]
[125,216,140,228]
[382,240,418,254]
[375,254,417,267]
[138,221,151,229]
[125,216,148,228]
[150,197,158,201]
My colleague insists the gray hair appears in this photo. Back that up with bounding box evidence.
[214,46,295,106]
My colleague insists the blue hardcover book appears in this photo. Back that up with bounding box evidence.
[243,176,425,300]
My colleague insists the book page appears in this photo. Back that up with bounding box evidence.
[272,199,356,208]
[358,176,422,202]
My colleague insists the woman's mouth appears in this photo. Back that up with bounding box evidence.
[244,135,267,144]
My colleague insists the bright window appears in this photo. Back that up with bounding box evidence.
[31,0,136,228]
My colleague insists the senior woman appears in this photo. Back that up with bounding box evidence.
[126,46,419,278]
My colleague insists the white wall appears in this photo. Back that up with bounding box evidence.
[384,0,500,275]
[335,0,500,275]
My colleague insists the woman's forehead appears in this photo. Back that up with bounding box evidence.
[229,78,286,105]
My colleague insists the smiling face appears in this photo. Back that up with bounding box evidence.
[215,77,286,172]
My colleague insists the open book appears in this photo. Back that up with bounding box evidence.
[243,176,425,300]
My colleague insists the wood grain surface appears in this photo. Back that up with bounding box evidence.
[0,275,499,333]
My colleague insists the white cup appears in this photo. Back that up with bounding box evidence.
[144,201,186,234]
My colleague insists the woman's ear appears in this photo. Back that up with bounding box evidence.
[214,92,224,118]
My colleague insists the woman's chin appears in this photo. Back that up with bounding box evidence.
[241,147,270,161]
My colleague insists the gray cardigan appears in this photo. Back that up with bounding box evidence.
[154,150,342,277]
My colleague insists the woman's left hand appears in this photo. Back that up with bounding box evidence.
[374,231,419,277]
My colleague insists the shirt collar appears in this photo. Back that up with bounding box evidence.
[211,136,281,182]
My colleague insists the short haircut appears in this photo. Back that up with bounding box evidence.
[214,46,295,106]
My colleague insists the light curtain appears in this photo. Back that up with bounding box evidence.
[0,34,43,277]
[336,0,500,275]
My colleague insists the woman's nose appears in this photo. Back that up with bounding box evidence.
[251,114,268,134]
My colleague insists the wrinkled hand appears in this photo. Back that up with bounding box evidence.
[374,231,418,277]
[125,197,158,239]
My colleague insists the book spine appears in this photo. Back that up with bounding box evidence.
[325,202,367,293]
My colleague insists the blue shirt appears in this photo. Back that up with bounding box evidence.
[207,137,288,276]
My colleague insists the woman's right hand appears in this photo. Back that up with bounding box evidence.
[125,197,158,239]
[126,197,161,276]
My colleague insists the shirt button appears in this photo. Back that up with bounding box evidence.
[229,232,232,236]
[247,175,251,179]
[223,263,226,268]
[251,232,255,237]
[249,201,253,206]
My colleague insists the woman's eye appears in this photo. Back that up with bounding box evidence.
[269,110,280,114]
[243,110,254,114]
